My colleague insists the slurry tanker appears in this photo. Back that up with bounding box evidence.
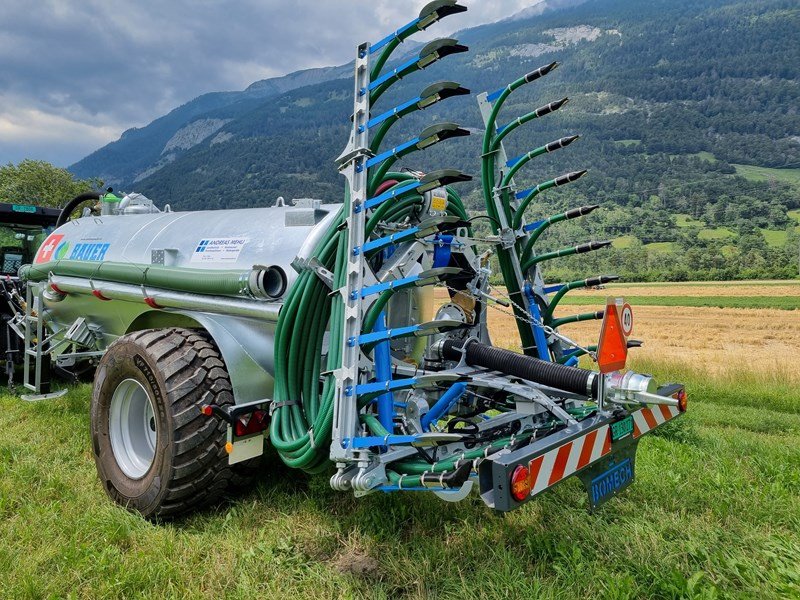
[15,2,685,518]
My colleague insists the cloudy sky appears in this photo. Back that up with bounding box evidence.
[0,0,535,167]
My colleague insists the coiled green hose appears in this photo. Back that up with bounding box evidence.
[269,176,473,474]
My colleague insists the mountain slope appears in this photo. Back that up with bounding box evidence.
[69,64,353,186]
[69,0,800,280]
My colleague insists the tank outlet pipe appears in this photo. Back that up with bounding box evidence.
[20,260,287,300]
[42,275,281,321]
[248,265,288,299]
[441,339,598,397]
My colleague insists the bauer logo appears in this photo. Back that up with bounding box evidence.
[191,237,248,263]
[68,242,111,261]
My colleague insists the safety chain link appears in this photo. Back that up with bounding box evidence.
[438,281,597,360]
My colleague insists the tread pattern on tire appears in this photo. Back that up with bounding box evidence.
[114,327,254,518]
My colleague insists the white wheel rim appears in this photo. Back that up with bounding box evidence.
[109,378,157,479]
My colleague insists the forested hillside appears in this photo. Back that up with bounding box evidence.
[70,0,800,280]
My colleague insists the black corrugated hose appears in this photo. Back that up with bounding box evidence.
[442,339,597,397]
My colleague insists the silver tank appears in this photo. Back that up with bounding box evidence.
[46,201,341,290]
[36,200,341,403]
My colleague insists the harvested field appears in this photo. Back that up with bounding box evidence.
[590,281,800,298]
[435,280,800,381]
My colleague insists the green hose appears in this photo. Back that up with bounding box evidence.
[267,168,477,475]
[21,260,251,297]
[480,78,537,354]
[269,196,345,472]
[385,432,533,487]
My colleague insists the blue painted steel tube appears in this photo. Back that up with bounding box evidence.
[374,312,395,432]
[524,283,551,361]
[421,382,467,431]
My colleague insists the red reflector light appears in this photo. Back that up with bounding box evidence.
[510,464,531,502]
[676,389,688,412]
[234,410,269,437]
[200,405,213,416]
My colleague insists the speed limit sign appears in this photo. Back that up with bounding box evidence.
[620,303,633,337]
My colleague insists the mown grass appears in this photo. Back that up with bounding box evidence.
[733,164,800,188]
[697,227,736,241]
[675,214,705,228]
[604,280,800,288]
[612,235,637,249]
[760,229,789,248]
[1,360,799,599]
[560,295,800,310]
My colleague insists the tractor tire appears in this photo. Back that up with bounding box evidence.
[90,327,258,519]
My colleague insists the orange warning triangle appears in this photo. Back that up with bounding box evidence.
[597,299,628,373]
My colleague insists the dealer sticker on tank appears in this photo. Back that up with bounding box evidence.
[190,237,248,263]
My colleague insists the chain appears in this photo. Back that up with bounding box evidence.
[487,283,597,359]
[438,281,597,360]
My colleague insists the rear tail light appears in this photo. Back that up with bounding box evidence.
[676,389,688,412]
[510,464,531,502]
[234,410,269,437]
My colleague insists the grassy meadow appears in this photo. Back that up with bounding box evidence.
[0,281,799,598]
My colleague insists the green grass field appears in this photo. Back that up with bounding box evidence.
[760,229,789,248]
[697,227,736,241]
[602,280,800,288]
[1,361,798,599]
[612,235,637,249]
[643,241,677,253]
[613,139,641,147]
[560,295,800,310]
[733,164,800,187]
[675,214,706,228]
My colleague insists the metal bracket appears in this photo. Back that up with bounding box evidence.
[330,41,373,469]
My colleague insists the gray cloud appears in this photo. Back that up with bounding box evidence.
[0,0,532,166]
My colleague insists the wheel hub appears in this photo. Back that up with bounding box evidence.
[109,378,157,479]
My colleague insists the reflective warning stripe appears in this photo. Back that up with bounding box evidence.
[525,405,681,499]
[632,405,680,438]
[529,424,611,496]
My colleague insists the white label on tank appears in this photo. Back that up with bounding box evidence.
[190,237,248,263]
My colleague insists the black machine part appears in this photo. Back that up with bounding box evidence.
[56,192,101,227]
[441,339,598,397]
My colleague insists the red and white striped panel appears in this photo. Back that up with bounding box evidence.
[527,424,612,497]
[632,405,680,438]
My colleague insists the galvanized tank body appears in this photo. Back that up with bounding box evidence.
[44,203,340,281]
[36,202,341,403]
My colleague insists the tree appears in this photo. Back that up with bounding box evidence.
[0,160,102,208]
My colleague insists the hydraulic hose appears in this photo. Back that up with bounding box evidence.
[441,339,598,397]
[56,192,101,227]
